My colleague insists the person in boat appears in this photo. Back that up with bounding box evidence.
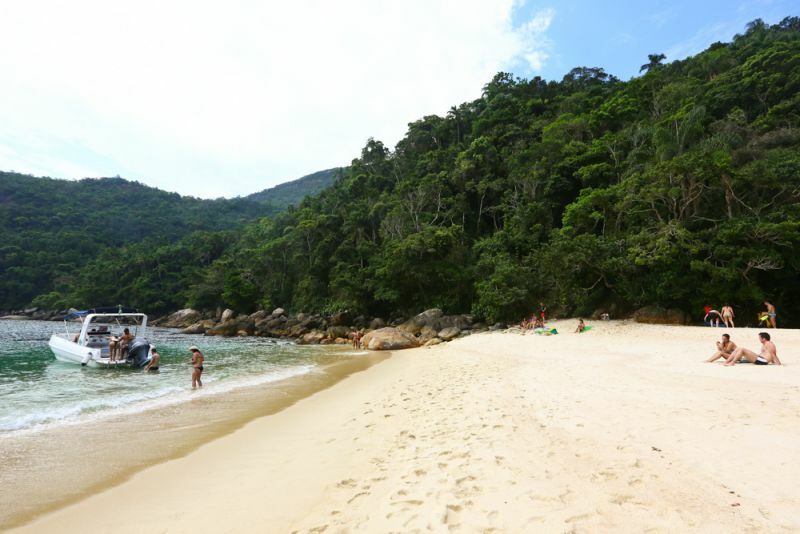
[119,328,134,361]
[108,334,120,361]
[144,346,160,371]
[190,346,204,388]
[705,333,737,363]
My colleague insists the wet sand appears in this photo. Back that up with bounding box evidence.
[10,322,800,532]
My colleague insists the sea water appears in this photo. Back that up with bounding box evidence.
[0,319,356,435]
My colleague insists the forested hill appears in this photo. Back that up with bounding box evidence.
[247,168,342,208]
[0,173,276,309]
[21,18,800,326]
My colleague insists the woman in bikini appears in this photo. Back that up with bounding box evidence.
[721,304,735,328]
[190,346,204,388]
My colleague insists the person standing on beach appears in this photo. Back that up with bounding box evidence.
[721,305,735,328]
[539,302,547,322]
[763,301,777,328]
[704,309,722,327]
[724,332,781,366]
[706,333,737,362]
[189,346,204,388]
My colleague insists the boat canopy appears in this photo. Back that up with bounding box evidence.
[63,306,138,320]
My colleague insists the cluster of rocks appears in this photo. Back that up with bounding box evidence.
[0,307,63,321]
[155,307,505,351]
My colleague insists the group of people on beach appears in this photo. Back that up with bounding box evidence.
[706,332,781,366]
[142,345,205,388]
[703,301,777,328]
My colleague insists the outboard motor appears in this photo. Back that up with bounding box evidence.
[128,338,151,368]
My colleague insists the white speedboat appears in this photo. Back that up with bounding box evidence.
[49,307,154,368]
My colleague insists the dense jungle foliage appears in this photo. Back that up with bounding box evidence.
[9,18,800,326]
[247,168,341,208]
[0,174,276,309]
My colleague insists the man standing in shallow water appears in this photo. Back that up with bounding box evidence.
[724,332,781,366]
[189,346,204,388]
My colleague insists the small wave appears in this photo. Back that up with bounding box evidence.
[0,364,317,436]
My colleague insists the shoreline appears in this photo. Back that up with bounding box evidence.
[0,348,388,531]
[10,321,800,532]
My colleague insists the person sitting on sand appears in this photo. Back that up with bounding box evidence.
[705,333,737,363]
[721,305,735,328]
[533,316,544,329]
[724,332,781,366]
[144,346,160,371]
[575,319,586,333]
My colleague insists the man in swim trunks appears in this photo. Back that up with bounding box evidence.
[190,346,204,388]
[119,328,134,361]
[724,332,781,366]
[706,333,737,362]
[763,301,777,328]
[144,346,160,371]
[721,304,735,328]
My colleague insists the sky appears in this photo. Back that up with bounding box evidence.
[0,1,795,198]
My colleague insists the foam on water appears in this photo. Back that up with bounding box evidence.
[0,320,336,436]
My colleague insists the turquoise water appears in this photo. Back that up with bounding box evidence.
[0,319,355,434]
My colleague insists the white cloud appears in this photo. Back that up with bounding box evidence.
[0,1,554,198]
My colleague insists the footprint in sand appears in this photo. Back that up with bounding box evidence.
[347,492,370,504]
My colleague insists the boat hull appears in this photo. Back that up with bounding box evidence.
[49,334,100,366]
[49,334,150,368]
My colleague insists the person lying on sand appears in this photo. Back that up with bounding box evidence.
[706,333,737,362]
[724,332,781,366]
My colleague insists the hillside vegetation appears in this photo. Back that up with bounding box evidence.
[0,174,276,310]
[17,18,800,325]
[247,168,342,208]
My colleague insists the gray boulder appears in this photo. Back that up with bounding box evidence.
[361,327,420,351]
[297,331,325,345]
[327,326,350,339]
[163,308,201,328]
[438,327,461,341]
[271,307,285,317]
[207,317,255,337]
[399,308,444,335]
[419,325,438,341]
[249,310,267,321]
[182,320,216,335]
[369,317,386,330]
[220,308,236,323]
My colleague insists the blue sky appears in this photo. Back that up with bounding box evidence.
[511,0,796,81]
[0,1,796,198]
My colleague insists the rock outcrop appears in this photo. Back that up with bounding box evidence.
[361,327,420,351]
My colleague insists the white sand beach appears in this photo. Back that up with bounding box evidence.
[12,321,800,533]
